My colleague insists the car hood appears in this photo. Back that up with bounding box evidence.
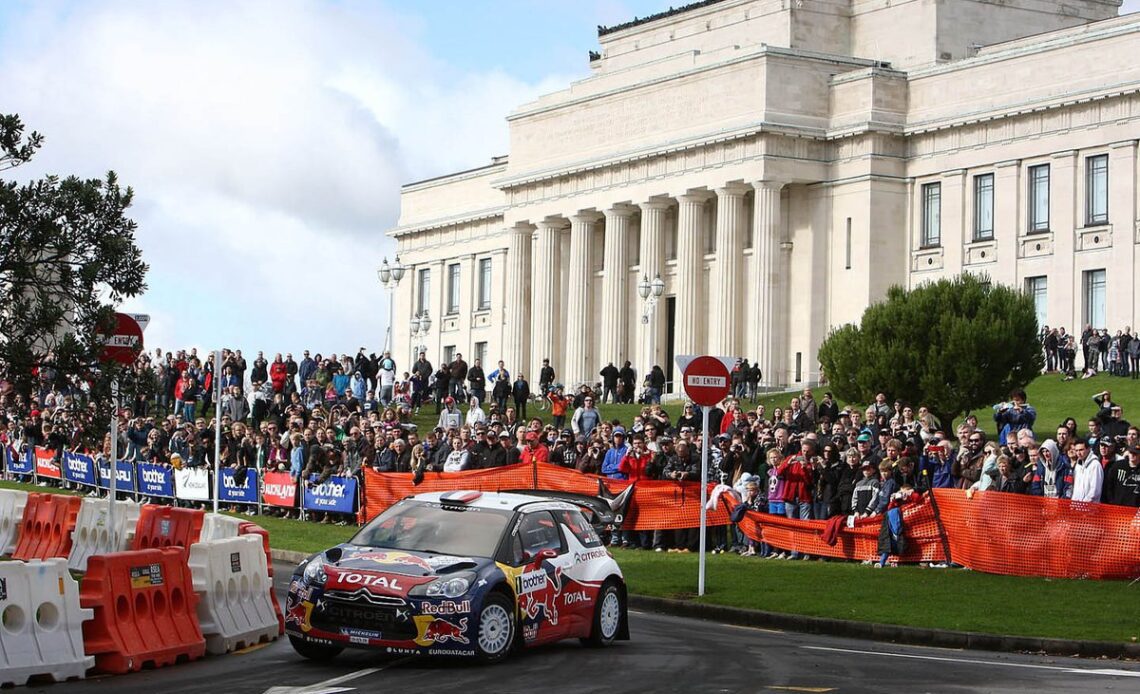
[320,544,486,577]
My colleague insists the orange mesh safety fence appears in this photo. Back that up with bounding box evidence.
[930,489,1140,580]
[360,465,1140,580]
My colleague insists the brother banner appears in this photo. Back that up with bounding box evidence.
[261,471,298,508]
[4,446,35,475]
[137,462,175,498]
[97,459,136,493]
[62,452,98,487]
[219,468,259,505]
[174,467,211,501]
[302,475,357,513]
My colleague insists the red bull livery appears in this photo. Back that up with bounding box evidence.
[285,490,629,663]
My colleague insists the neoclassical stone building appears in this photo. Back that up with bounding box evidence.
[389,0,1139,391]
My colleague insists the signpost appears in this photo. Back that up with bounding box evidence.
[99,312,145,550]
[677,355,732,597]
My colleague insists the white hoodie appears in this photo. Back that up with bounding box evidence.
[1071,450,1104,502]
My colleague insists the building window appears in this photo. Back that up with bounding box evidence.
[477,258,492,311]
[921,182,941,247]
[1025,276,1047,329]
[416,268,430,315]
[795,352,802,383]
[1083,269,1106,329]
[1028,164,1050,233]
[973,173,994,241]
[474,341,487,366]
[446,263,460,315]
[844,218,852,270]
[1086,154,1108,226]
[443,345,456,364]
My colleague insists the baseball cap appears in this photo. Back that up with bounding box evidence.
[861,461,874,469]
[857,432,872,443]
[444,396,455,405]
[498,431,511,439]
[525,431,539,442]
[1127,444,1140,455]
[613,427,626,438]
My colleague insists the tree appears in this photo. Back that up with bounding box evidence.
[817,274,1043,432]
[0,113,149,437]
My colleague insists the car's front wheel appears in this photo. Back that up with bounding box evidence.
[475,593,516,664]
[289,635,344,661]
[582,581,624,647]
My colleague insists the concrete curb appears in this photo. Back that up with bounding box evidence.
[267,548,1138,660]
[629,595,1140,660]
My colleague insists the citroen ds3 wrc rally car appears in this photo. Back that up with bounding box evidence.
[285,490,630,663]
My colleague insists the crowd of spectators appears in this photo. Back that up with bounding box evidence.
[1040,324,1139,379]
[2,338,1139,552]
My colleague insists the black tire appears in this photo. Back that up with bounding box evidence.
[582,581,624,647]
[474,592,516,664]
[289,634,344,661]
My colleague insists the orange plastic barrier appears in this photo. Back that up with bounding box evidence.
[361,462,730,530]
[131,505,204,555]
[11,493,82,561]
[80,547,206,673]
[238,521,284,635]
[930,489,1140,580]
[362,465,1140,580]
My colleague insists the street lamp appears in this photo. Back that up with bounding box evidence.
[638,273,665,388]
[377,255,405,353]
[410,310,431,365]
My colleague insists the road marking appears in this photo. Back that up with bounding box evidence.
[262,666,385,694]
[234,642,272,655]
[767,687,836,692]
[803,646,1140,678]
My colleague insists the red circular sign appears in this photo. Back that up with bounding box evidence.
[100,313,144,365]
[682,356,731,407]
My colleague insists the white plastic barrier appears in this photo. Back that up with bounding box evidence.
[0,558,93,686]
[0,489,29,555]
[66,498,140,572]
[188,535,279,654]
[199,512,243,542]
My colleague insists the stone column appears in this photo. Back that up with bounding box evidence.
[637,201,669,375]
[600,205,635,368]
[675,191,711,356]
[712,184,748,357]
[565,212,602,385]
[504,223,533,376]
[750,181,785,389]
[530,220,562,380]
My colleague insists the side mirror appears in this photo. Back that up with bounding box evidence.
[525,548,558,563]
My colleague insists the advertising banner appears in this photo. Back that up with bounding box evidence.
[137,462,175,498]
[261,471,298,508]
[34,446,61,479]
[219,467,259,505]
[62,452,98,487]
[5,446,35,475]
[302,475,357,513]
[174,467,211,501]
[97,458,136,493]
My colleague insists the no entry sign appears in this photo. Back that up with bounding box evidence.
[100,312,144,365]
[681,355,731,406]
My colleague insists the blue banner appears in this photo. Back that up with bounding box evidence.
[219,467,259,505]
[97,459,136,493]
[137,462,175,498]
[303,475,357,513]
[5,447,35,475]
[62,452,98,486]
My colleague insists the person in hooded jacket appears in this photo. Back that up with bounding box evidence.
[1069,438,1103,502]
[1027,438,1073,499]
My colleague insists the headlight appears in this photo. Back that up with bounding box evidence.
[410,572,474,599]
[302,557,328,585]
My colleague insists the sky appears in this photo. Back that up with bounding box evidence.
[1,0,1138,364]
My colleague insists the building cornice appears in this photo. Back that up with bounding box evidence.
[387,206,506,238]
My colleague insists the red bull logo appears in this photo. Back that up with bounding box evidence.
[519,565,563,626]
[413,616,469,646]
[349,551,432,572]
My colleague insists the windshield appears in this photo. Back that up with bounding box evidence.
[350,500,513,558]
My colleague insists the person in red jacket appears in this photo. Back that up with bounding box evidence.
[520,431,549,467]
[618,432,654,481]
[777,437,816,559]
[269,353,288,394]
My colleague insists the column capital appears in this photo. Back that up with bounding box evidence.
[638,199,672,213]
[752,180,786,194]
[569,211,604,225]
[677,190,714,205]
[535,218,568,232]
[715,182,751,198]
[604,203,638,219]
[507,222,536,235]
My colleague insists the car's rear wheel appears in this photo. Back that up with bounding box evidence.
[582,581,624,647]
[289,634,344,661]
[475,593,515,664]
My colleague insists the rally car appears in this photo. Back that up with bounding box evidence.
[285,490,630,663]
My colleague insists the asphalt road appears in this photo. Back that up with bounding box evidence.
[34,561,1140,694]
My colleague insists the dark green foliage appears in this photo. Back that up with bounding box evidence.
[0,114,149,437]
[817,274,1043,430]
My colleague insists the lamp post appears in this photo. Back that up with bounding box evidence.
[638,273,665,387]
[377,255,405,354]
[409,310,432,367]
